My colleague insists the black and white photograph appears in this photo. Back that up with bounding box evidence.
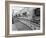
[5,1,45,37]
[12,7,40,31]
[6,2,45,36]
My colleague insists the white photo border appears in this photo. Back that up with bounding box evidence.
[9,3,43,34]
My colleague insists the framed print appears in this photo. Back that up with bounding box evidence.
[5,1,45,37]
